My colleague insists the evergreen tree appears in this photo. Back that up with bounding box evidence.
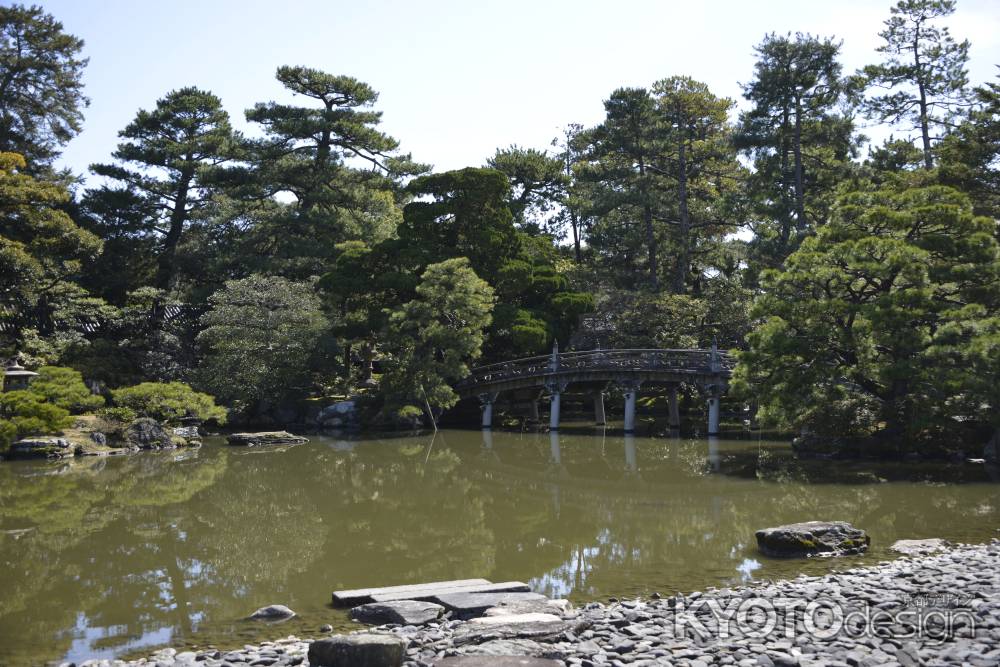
[937,72,1000,217]
[242,66,426,276]
[651,76,741,294]
[381,258,494,423]
[91,87,237,290]
[487,145,566,233]
[578,88,665,288]
[736,183,1000,450]
[0,152,102,351]
[862,0,971,169]
[737,33,855,271]
[0,4,87,169]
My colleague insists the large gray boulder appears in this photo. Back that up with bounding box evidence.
[248,604,296,621]
[308,633,406,667]
[6,437,72,459]
[226,431,309,447]
[755,521,870,558]
[124,418,173,449]
[172,426,202,447]
[350,600,444,626]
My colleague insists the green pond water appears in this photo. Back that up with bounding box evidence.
[1,428,998,666]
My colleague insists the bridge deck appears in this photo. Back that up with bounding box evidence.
[456,348,734,398]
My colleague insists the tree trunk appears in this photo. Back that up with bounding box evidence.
[778,107,792,256]
[792,97,806,233]
[570,209,582,262]
[637,158,658,289]
[914,35,934,169]
[155,166,194,290]
[672,129,690,295]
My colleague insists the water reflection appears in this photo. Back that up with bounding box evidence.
[0,430,997,665]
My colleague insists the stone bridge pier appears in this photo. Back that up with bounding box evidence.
[463,342,734,436]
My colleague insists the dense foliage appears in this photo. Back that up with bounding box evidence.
[110,382,226,425]
[1,0,997,453]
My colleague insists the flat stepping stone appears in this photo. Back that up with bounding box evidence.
[434,658,560,666]
[483,598,572,618]
[332,578,491,606]
[308,633,406,667]
[452,617,591,646]
[350,600,444,626]
[356,581,531,605]
[433,592,548,619]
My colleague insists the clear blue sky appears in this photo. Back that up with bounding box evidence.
[38,0,1000,180]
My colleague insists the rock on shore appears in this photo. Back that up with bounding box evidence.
[227,431,309,446]
[756,520,870,557]
[79,541,1000,667]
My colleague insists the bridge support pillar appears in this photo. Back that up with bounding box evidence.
[479,392,498,429]
[593,392,606,426]
[620,380,641,434]
[544,380,567,431]
[549,391,561,430]
[528,396,540,421]
[707,396,720,436]
[668,386,680,430]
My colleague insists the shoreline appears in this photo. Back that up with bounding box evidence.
[73,540,1000,667]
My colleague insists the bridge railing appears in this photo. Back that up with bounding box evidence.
[456,348,735,390]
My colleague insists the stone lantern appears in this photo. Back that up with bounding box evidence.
[3,359,38,392]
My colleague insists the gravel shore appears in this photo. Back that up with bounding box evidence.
[74,541,1000,667]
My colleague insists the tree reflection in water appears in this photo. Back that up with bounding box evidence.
[0,430,998,665]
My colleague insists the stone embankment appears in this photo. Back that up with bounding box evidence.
[70,541,1000,667]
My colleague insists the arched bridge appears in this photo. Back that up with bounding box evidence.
[457,345,736,435]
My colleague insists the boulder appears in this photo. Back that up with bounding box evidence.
[124,418,173,449]
[89,431,107,446]
[307,633,406,667]
[350,600,444,626]
[755,521,870,558]
[891,538,949,555]
[226,431,309,447]
[7,437,73,459]
[172,426,202,447]
[249,604,296,621]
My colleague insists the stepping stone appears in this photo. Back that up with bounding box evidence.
[434,658,560,666]
[483,598,573,618]
[452,617,591,646]
[308,633,406,667]
[333,579,492,606]
[469,613,563,625]
[433,592,548,619]
[350,600,444,626]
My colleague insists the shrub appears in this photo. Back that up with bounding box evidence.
[111,382,226,425]
[30,366,105,413]
[96,406,137,425]
[0,390,72,447]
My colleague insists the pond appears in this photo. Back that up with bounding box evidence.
[0,429,998,665]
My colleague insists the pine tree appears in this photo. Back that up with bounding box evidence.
[0,4,88,169]
[91,87,236,290]
[862,0,971,169]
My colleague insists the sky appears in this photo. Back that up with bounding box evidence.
[37,0,1000,181]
